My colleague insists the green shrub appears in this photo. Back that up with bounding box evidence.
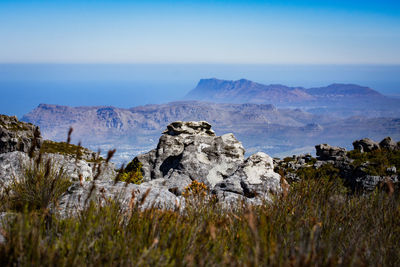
[119,159,144,184]
[296,163,341,180]
[5,159,71,211]
[347,148,400,176]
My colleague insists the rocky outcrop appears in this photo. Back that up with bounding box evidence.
[276,136,400,192]
[0,115,42,154]
[134,121,282,202]
[379,137,399,151]
[353,138,380,153]
[0,114,116,188]
[0,151,115,188]
[315,144,346,161]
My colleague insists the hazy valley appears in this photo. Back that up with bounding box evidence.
[21,79,400,165]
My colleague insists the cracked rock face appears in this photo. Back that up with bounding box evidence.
[56,180,183,217]
[134,121,282,202]
[0,115,42,154]
[0,151,116,189]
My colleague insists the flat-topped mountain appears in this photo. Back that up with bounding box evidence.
[186,78,314,103]
[186,78,383,102]
[185,78,399,117]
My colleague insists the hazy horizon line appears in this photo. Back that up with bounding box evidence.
[1,62,400,66]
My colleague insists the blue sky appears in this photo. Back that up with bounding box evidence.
[1,0,400,64]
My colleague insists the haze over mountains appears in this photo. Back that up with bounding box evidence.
[186,78,400,117]
[22,79,400,164]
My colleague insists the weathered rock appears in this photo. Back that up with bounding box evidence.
[0,151,30,188]
[315,144,347,161]
[0,151,116,188]
[214,152,281,201]
[56,180,183,217]
[134,121,282,202]
[352,175,399,192]
[44,153,116,182]
[137,121,246,188]
[379,137,398,151]
[162,121,215,136]
[0,115,42,154]
[353,138,380,153]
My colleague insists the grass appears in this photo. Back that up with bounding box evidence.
[40,140,104,163]
[40,140,83,156]
[0,175,399,266]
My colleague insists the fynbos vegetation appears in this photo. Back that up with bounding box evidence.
[0,117,399,266]
[0,176,399,266]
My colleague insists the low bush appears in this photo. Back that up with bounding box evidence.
[119,159,144,184]
[4,159,71,211]
[347,148,400,176]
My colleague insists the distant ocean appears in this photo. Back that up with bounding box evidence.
[1,64,399,117]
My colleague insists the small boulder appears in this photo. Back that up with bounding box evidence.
[353,138,380,153]
[315,144,346,161]
[379,137,397,151]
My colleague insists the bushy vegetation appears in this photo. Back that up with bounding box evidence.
[40,140,83,157]
[40,140,104,163]
[1,159,72,212]
[347,148,400,176]
[118,158,144,184]
[1,174,399,266]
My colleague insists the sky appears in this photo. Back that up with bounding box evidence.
[1,0,400,64]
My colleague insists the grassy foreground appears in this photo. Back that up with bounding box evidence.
[0,176,399,266]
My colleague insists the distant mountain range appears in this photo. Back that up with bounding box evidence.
[185,78,400,117]
[22,101,400,165]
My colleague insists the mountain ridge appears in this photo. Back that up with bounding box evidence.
[21,101,400,165]
[186,78,384,103]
